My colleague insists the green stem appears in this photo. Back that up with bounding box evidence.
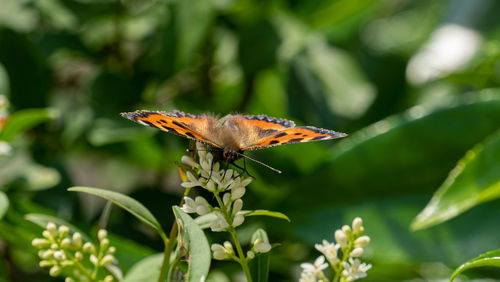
[214,193,253,282]
[157,187,191,282]
[157,233,171,282]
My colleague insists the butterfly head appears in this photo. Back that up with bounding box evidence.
[222,148,243,163]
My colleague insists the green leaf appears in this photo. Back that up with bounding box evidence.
[24,213,91,242]
[249,229,270,282]
[0,108,57,141]
[450,250,500,281]
[123,253,163,282]
[194,210,290,230]
[411,128,500,230]
[172,206,210,282]
[243,210,291,222]
[68,187,165,237]
[287,89,500,208]
[0,191,8,220]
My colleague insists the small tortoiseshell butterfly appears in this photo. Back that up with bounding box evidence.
[121,110,347,172]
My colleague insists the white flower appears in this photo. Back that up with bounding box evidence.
[335,230,348,248]
[314,240,340,265]
[213,169,234,190]
[228,176,252,190]
[342,258,372,281]
[181,196,211,215]
[181,171,205,188]
[300,255,328,275]
[210,212,229,232]
[299,270,317,282]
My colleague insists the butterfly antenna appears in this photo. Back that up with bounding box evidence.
[235,152,282,174]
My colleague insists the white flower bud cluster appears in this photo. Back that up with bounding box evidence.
[32,222,117,282]
[300,217,372,282]
[180,142,253,232]
[0,95,11,155]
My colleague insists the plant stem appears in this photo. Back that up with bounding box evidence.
[214,193,253,282]
[157,188,191,282]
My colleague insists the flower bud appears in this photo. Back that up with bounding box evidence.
[350,247,364,257]
[220,241,231,251]
[181,156,199,168]
[100,238,110,250]
[103,275,114,282]
[54,250,66,260]
[50,243,58,250]
[83,242,95,254]
[232,199,243,215]
[335,230,348,248]
[65,277,75,282]
[58,226,69,238]
[222,193,230,206]
[41,250,54,259]
[100,255,115,266]
[355,236,370,248]
[108,246,116,254]
[32,238,50,248]
[61,238,71,248]
[206,180,216,192]
[232,214,244,227]
[42,231,51,239]
[342,225,351,236]
[47,222,57,236]
[352,217,363,234]
[254,241,271,253]
[98,229,108,241]
[211,244,228,260]
[231,187,246,200]
[90,254,98,265]
[247,251,255,259]
[75,251,83,261]
[72,232,82,248]
[49,266,61,277]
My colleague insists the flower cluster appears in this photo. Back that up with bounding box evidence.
[180,142,252,232]
[179,142,271,268]
[300,217,371,282]
[0,95,11,155]
[32,222,118,282]
[211,238,271,261]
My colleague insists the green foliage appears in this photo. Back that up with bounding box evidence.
[1,0,500,280]
[450,250,500,281]
[68,187,165,237]
[172,206,211,282]
[412,129,500,230]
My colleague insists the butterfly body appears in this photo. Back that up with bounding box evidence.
[121,110,347,164]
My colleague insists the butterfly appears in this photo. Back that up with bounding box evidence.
[121,110,347,173]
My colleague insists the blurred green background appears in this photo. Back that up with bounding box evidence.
[1,0,500,281]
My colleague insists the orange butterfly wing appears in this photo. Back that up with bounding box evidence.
[120,110,220,147]
[224,115,346,150]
